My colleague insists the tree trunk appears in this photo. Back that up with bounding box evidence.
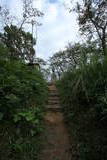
[102,29,107,56]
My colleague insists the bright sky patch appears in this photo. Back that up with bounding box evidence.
[0,0,80,59]
[49,0,58,3]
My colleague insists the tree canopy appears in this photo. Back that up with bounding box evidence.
[0,25,36,63]
[72,0,107,55]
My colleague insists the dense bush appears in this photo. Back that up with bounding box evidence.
[57,55,107,160]
[0,44,48,160]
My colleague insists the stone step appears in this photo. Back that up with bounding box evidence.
[49,90,59,94]
[49,89,59,93]
[47,83,61,111]
[49,93,59,97]
[48,101,60,105]
[46,105,61,112]
[48,89,57,92]
[45,107,62,112]
[48,97,59,101]
[48,86,57,91]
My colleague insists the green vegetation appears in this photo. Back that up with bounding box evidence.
[0,0,107,159]
[51,1,107,159]
[57,53,107,159]
[0,2,47,160]
[0,43,48,160]
[0,25,36,63]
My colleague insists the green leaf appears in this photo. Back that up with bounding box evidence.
[13,114,21,123]
[0,112,4,120]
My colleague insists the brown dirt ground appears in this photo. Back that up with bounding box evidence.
[39,111,72,160]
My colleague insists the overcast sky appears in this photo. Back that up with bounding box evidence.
[0,0,80,60]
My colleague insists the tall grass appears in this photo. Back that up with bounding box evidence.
[57,55,107,160]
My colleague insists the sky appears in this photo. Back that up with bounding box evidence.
[0,0,80,60]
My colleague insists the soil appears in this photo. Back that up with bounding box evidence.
[39,83,72,160]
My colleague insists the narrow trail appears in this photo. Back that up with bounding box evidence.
[39,83,71,160]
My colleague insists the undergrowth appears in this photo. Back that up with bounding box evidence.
[57,55,107,160]
[0,44,48,160]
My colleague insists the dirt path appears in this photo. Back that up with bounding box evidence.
[39,83,71,160]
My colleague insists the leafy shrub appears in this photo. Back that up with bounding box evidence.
[57,56,107,118]
[0,57,47,119]
[57,55,107,160]
[0,44,48,160]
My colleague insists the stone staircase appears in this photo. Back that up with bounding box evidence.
[47,83,61,111]
[40,83,71,160]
